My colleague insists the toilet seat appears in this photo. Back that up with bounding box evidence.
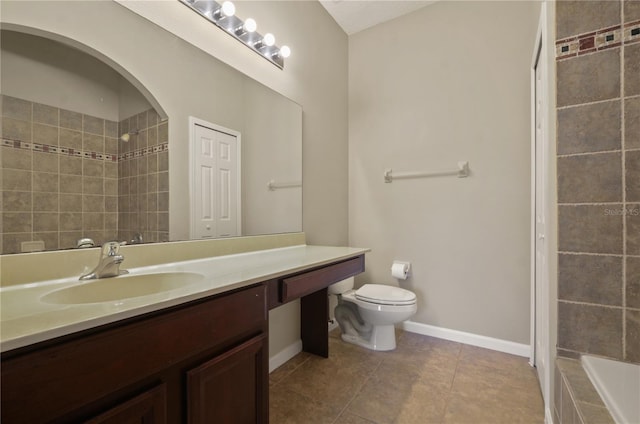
[354,284,416,306]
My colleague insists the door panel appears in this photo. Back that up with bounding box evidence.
[192,123,239,239]
[216,131,238,237]
[187,335,267,424]
[532,28,550,412]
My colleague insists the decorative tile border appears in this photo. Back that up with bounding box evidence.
[118,143,169,162]
[556,19,640,60]
[624,20,640,42]
[1,138,168,162]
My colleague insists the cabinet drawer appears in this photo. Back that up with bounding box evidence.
[1,284,267,423]
[281,255,364,303]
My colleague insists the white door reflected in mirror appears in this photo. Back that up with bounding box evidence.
[190,119,240,240]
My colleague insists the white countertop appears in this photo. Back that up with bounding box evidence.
[0,245,368,353]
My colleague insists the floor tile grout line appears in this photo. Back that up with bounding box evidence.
[439,343,464,424]
[271,352,360,423]
[269,353,312,388]
[330,355,385,424]
[273,369,294,386]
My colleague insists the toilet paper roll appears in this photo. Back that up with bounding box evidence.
[391,262,410,280]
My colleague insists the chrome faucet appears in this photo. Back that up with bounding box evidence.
[79,241,129,280]
[76,238,95,248]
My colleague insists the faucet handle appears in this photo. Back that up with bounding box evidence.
[102,241,122,257]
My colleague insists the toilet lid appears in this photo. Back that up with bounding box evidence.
[355,284,416,306]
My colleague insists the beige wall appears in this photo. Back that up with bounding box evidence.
[1,30,150,122]
[242,79,303,236]
[1,30,119,120]
[349,1,539,344]
[1,0,348,357]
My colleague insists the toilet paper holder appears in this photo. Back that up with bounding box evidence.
[391,261,411,280]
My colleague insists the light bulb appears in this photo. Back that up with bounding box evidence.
[243,18,257,33]
[221,1,235,17]
[263,33,275,46]
[279,45,291,58]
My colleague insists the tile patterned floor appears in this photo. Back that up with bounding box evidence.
[269,330,544,424]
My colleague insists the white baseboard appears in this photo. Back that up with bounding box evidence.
[268,322,529,373]
[270,322,338,373]
[401,320,531,358]
[269,339,302,373]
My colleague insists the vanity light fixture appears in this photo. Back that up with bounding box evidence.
[263,33,275,47]
[279,46,291,58]
[211,0,234,19]
[242,18,257,34]
[180,0,291,69]
[220,1,235,17]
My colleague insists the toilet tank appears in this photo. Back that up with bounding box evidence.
[328,277,354,294]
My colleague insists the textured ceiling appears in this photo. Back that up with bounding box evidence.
[319,0,437,35]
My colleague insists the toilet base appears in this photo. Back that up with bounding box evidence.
[340,324,397,351]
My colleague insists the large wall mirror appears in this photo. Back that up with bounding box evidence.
[0,1,302,254]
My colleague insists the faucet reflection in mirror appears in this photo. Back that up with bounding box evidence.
[180,0,291,69]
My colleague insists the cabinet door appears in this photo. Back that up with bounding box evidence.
[187,334,268,424]
[85,384,166,424]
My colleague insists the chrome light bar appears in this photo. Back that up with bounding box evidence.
[179,0,290,69]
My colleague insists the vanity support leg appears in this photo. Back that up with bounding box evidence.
[300,288,329,358]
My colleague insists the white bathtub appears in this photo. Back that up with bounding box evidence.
[581,355,640,424]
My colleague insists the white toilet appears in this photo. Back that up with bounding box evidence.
[329,277,417,351]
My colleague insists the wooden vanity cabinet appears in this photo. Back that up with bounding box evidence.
[1,253,366,423]
[1,284,268,424]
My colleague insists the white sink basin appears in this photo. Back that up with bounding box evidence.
[40,272,205,304]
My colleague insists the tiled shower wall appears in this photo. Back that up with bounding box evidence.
[1,95,120,253]
[0,95,169,253]
[117,111,169,244]
[556,0,640,364]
